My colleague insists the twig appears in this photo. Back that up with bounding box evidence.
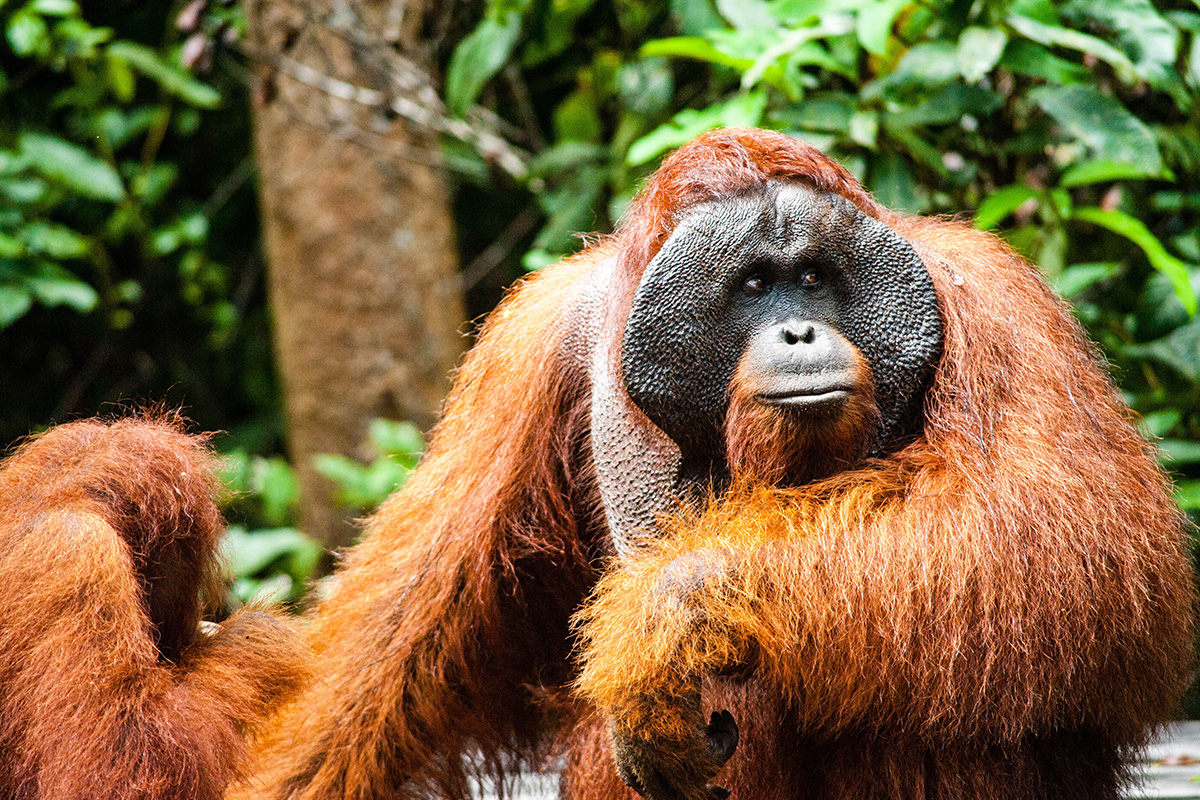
[204,155,255,218]
[459,207,540,290]
[233,39,532,180]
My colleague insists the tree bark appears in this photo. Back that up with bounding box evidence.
[246,0,464,550]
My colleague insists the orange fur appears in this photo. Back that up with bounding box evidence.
[0,415,311,800]
[575,139,1195,797]
[244,129,1195,800]
[725,349,878,486]
[236,256,605,800]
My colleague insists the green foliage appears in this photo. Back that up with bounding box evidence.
[0,3,222,327]
[0,1,277,449]
[448,0,1200,521]
[219,449,319,605]
[314,419,424,512]
[218,419,424,604]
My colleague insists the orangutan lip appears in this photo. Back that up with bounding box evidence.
[756,388,850,408]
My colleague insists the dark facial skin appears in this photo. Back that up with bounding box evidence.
[607,182,944,800]
[620,181,942,479]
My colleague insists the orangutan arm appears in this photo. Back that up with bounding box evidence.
[0,510,305,800]
[240,254,607,800]
[576,453,1192,800]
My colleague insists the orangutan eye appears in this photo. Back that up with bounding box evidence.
[800,268,822,289]
[742,272,771,297]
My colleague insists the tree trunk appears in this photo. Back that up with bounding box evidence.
[246,0,464,550]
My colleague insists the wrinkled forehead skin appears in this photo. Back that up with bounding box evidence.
[621,181,943,457]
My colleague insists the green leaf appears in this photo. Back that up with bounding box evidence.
[363,459,412,503]
[0,286,33,328]
[18,132,125,202]
[774,92,855,133]
[105,53,137,102]
[152,227,182,255]
[1124,318,1200,381]
[528,141,605,177]
[1158,439,1200,465]
[24,262,98,312]
[1189,31,1200,91]
[617,59,674,116]
[1007,14,1136,81]
[741,18,852,90]
[444,12,522,117]
[857,0,909,56]
[848,109,878,147]
[1073,206,1197,315]
[217,451,252,494]
[6,10,49,57]
[132,162,179,205]
[52,17,112,59]
[626,92,767,166]
[92,107,166,151]
[19,222,89,258]
[999,40,1090,83]
[1141,408,1182,438]
[640,36,751,70]
[367,418,424,460]
[871,153,921,213]
[887,83,1002,128]
[974,185,1039,229]
[1062,0,1179,89]
[1051,262,1113,297]
[222,526,322,578]
[0,150,23,175]
[533,171,603,253]
[313,454,398,511]
[1060,158,1170,187]
[0,176,46,204]
[1175,480,1200,511]
[716,0,777,30]
[1168,10,1200,32]
[883,122,949,177]
[231,574,293,605]
[522,249,561,272]
[114,279,142,304]
[1051,262,1115,297]
[1008,0,1057,24]
[553,91,602,143]
[1135,270,1197,339]
[0,233,24,257]
[861,41,959,102]
[670,0,724,36]
[521,0,596,64]
[251,456,299,527]
[957,26,1008,83]
[106,41,221,108]
[30,0,78,14]
[1030,85,1162,176]
[179,212,208,243]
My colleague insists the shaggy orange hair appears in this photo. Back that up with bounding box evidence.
[242,129,1194,800]
[0,416,310,800]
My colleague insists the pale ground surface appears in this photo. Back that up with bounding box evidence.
[1131,722,1200,799]
[476,722,1200,799]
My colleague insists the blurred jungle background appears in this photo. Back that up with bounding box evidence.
[1,0,1198,651]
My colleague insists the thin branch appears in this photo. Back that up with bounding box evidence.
[459,207,540,291]
[204,155,255,218]
[268,87,447,169]
[236,2,533,180]
[236,39,530,179]
[502,63,548,151]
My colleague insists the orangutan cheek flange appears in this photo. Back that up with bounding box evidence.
[236,128,1194,800]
